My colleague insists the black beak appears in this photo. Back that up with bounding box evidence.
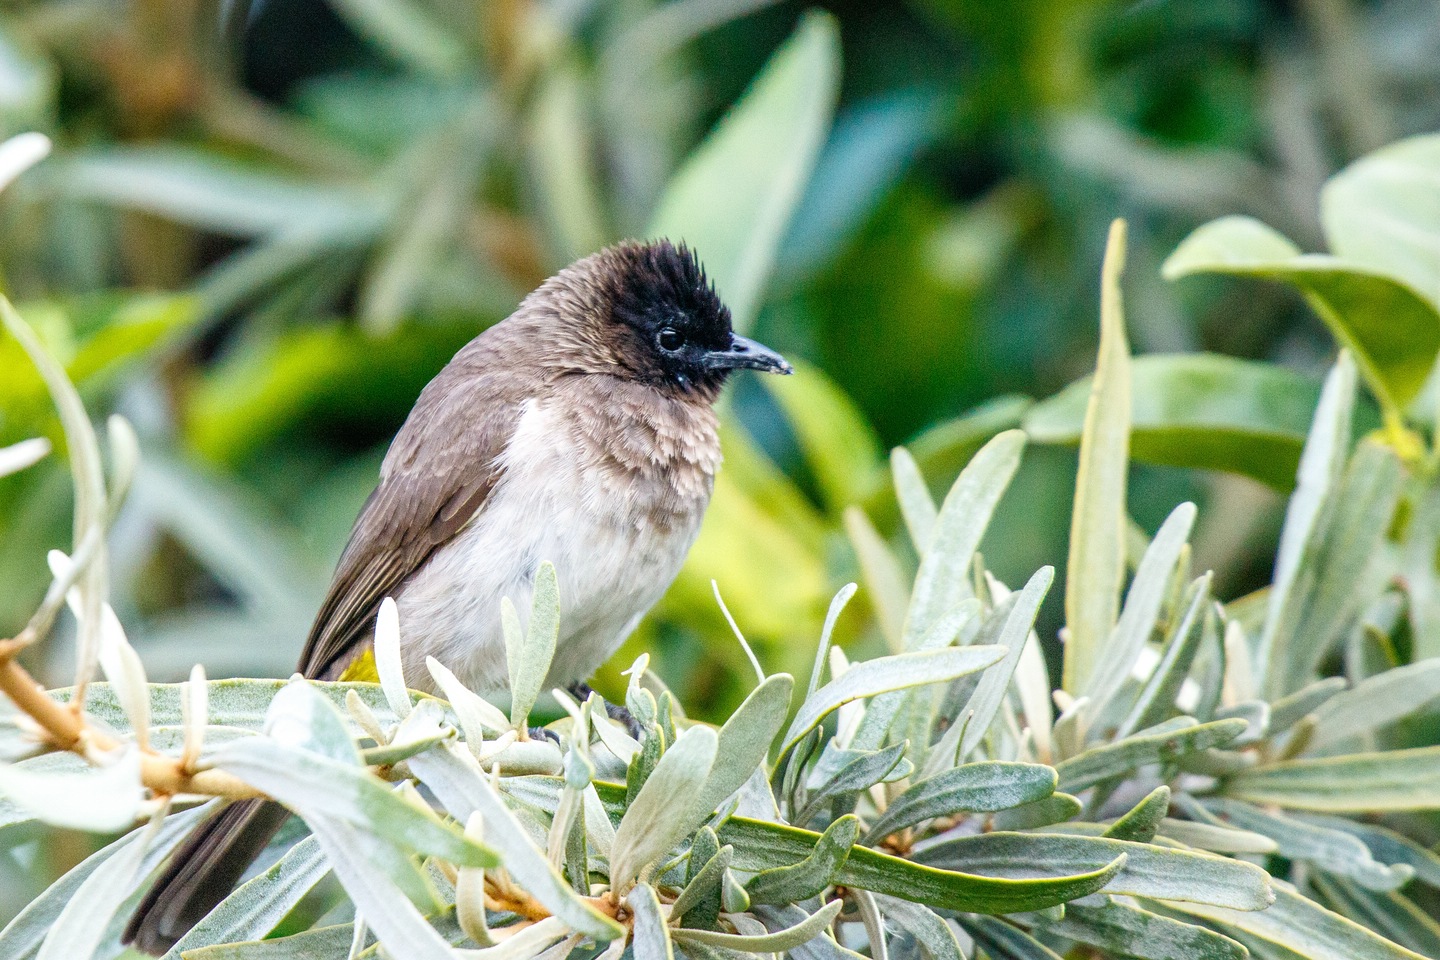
[702,334,793,375]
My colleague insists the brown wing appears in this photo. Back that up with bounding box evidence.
[297,352,527,680]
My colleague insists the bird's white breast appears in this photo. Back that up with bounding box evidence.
[394,398,713,697]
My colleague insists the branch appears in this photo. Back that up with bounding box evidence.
[0,648,262,801]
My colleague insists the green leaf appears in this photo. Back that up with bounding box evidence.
[508,561,560,728]
[0,744,142,832]
[1226,745,1440,811]
[1307,660,1440,753]
[1055,717,1247,793]
[1103,786,1170,843]
[865,762,1057,843]
[1157,818,1278,855]
[746,815,858,904]
[34,806,170,960]
[901,429,1025,652]
[1064,220,1132,694]
[780,645,1005,757]
[673,901,844,952]
[611,725,719,889]
[1164,883,1429,960]
[1163,214,1440,417]
[1049,897,1248,960]
[694,673,794,818]
[629,883,674,960]
[919,832,1273,910]
[717,816,1125,914]
[162,837,330,959]
[763,359,885,512]
[1321,133,1440,314]
[646,11,839,333]
[1026,353,1326,490]
[1199,797,1412,890]
[1267,677,1347,736]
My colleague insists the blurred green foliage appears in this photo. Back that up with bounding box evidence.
[2,0,1439,726]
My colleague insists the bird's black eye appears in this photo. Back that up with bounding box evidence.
[658,328,685,352]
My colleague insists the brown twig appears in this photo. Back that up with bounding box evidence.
[0,645,261,801]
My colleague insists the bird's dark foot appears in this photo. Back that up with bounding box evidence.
[566,681,642,739]
[606,701,643,740]
[527,726,561,745]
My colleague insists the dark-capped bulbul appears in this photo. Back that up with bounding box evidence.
[125,239,791,953]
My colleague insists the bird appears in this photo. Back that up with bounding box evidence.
[124,239,791,953]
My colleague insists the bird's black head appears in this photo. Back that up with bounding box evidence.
[602,240,791,396]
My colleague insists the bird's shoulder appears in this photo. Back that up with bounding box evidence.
[298,344,532,677]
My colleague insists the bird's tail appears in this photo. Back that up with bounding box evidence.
[123,798,291,955]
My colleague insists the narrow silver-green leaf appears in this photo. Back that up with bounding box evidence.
[695,673,794,818]
[902,429,1026,651]
[918,832,1273,910]
[1064,219,1132,694]
[1102,786,1170,843]
[161,837,330,959]
[1086,502,1196,712]
[1227,746,1440,811]
[1050,897,1248,960]
[406,743,624,940]
[872,895,964,960]
[628,883,674,960]
[892,447,938,552]
[1055,717,1247,793]
[211,738,497,868]
[960,915,1064,960]
[671,844,733,923]
[866,762,1056,843]
[952,566,1053,764]
[781,645,1005,757]
[673,900,844,951]
[509,561,560,727]
[1292,812,1440,888]
[1165,883,1427,960]
[1255,353,1356,697]
[612,725,719,889]
[1307,661,1440,753]
[1199,797,1412,890]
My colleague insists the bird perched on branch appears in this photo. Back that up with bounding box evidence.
[125,239,791,953]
